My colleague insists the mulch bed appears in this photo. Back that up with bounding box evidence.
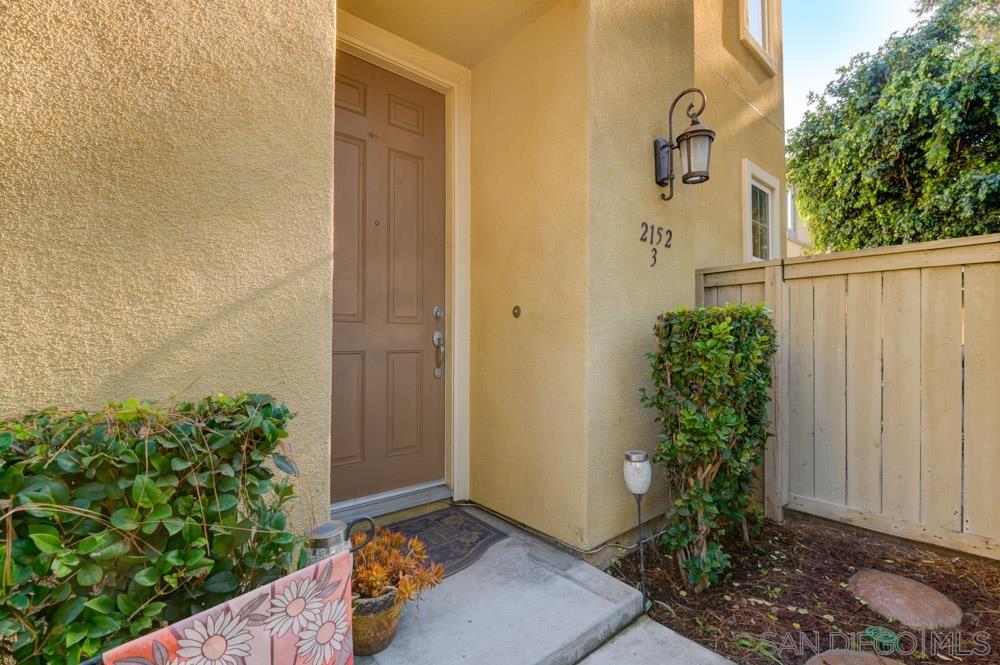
[608,519,1000,664]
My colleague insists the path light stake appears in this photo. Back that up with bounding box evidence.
[653,87,715,201]
[624,450,653,610]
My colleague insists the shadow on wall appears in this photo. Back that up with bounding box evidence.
[91,252,333,406]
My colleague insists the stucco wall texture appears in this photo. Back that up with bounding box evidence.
[583,0,786,546]
[584,0,697,548]
[467,0,784,547]
[0,1,337,531]
[470,0,591,546]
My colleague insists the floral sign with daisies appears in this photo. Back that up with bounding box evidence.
[101,551,353,665]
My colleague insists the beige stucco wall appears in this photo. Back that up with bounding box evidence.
[465,0,785,548]
[582,0,786,546]
[583,0,785,546]
[0,1,337,532]
[469,0,591,546]
[695,0,786,266]
[584,0,697,547]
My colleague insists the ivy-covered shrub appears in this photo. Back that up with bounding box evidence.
[641,305,777,592]
[0,393,303,664]
[787,0,999,251]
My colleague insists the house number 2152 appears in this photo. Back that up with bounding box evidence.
[639,222,672,266]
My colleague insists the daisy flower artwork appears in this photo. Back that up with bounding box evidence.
[100,551,354,665]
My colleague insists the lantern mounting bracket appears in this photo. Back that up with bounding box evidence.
[653,87,714,201]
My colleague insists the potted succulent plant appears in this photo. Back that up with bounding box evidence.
[349,528,445,655]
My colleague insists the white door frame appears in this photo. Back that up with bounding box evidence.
[336,11,472,501]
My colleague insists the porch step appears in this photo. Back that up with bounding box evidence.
[578,616,735,664]
[356,506,643,665]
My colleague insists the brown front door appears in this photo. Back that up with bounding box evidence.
[331,52,446,502]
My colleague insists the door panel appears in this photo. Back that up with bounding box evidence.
[332,135,366,322]
[332,52,446,501]
[387,351,423,456]
[331,352,365,466]
[388,149,424,323]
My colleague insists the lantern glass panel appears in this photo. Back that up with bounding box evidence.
[678,137,690,178]
[689,133,711,176]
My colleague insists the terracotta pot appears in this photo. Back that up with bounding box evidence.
[352,587,403,656]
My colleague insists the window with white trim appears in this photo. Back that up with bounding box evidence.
[740,0,777,75]
[742,159,780,261]
[747,0,768,51]
[751,183,771,260]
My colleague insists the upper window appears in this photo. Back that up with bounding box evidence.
[748,0,768,49]
[743,160,781,262]
[740,0,777,76]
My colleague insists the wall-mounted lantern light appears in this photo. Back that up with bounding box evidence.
[654,87,716,201]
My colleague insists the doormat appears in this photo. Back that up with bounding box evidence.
[388,507,508,577]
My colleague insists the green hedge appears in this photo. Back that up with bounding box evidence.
[641,305,777,591]
[0,393,303,664]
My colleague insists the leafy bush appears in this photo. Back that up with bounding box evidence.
[787,0,999,251]
[641,305,776,592]
[0,393,303,664]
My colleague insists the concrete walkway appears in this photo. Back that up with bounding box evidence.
[357,506,641,665]
[579,616,735,664]
[358,506,734,665]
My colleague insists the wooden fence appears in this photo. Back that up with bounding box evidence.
[696,234,1000,559]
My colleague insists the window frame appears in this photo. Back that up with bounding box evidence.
[739,0,778,76]
[742,159,781,262]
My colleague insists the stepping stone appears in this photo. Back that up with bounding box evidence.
[848,569,962,630]
[805,650,904,665]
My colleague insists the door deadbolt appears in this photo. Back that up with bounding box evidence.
[432,305,444,321]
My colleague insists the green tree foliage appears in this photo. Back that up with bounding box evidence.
[0,394,303,664]
[787,0,1000,251]
[641,305,776,592]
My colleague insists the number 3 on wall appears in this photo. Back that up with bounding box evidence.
[639,222,672,267]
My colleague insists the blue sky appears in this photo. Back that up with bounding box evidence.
[783,0,923,131]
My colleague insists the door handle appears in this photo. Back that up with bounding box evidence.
[432,330,445,379]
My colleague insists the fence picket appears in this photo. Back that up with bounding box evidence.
[813,275,847,505]
[741,282,765,305]
[717,284,741,305]
[963,263,1000,539]
[846,273,882,513]
[919,266,963,532]
[881,269,921,523]
[788,279,816,499]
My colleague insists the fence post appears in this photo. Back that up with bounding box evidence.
[764,263,788,522]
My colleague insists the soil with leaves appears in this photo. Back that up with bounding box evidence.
[608,519,1000,664]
